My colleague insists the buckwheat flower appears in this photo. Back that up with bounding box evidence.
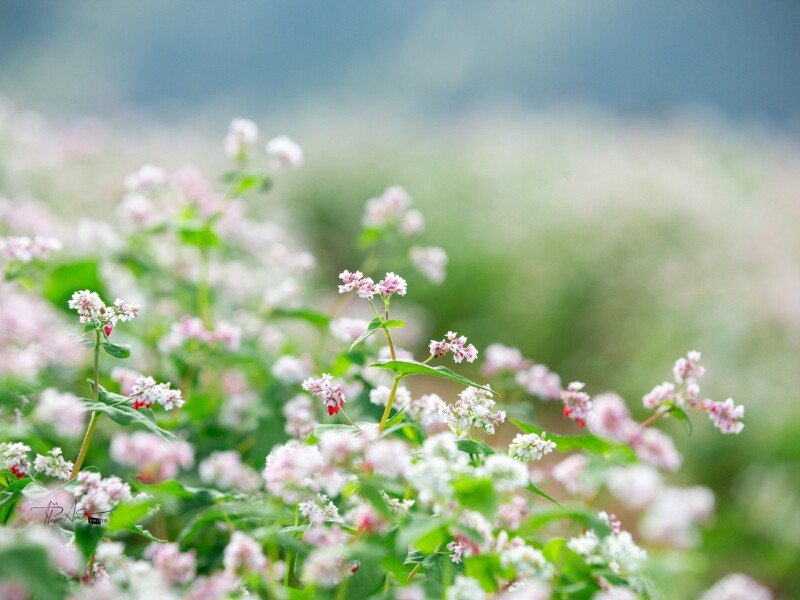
[642,382,675,409]
[212,321,242,351]
[0,235,61,263]
[266,135,303,169]
[446,575,487,600]
[496,495,529,531]
[113,298,140,322]
[406,393,445,431]
[606,465,663,509]
[145,542,197,584]
[302,373,347,416]
[640,486,715,548]
[362,185,413,230]
[376,271,407,297]
[124,164,167,192]
[561,381,592,427]
[508,432,557,462]
[481,343,528,377]
[283,394,318,439]
[129,375,184,411]
[33,448,73,480]
[408,433,470,505]
[498,537,552,579]
[369,384,412,408]
[429,331,479,363]
[409,245,447,284]
[224,118,259,160]
[481,454,529,492]
[438,386,505,437]
[111,368,140,396]
[0,442,31,478]
[630,428,682,471]
[329,317,371,343]
[272,354,312,384]
[449,510,494,562]
[705,398,745,434]
[400,209,425,237]
[117,193,159,230]
[187,572,238,600]
[551,454,590,495]
[224,531,267,576]
[199,451,261,491]
[263,442,324,503]
[699,573,773,600]
[515,364,562,400]
[346,500,390,534]
[587,392,637,441]
[75,472,132,516]
[110,432,194,483]
[299,493,340,523]
[301,547,354,588]
[364,439,409,478]
[23,525,80,576]
[68,289,105,323]
[337,269,377,299]
[33,388,85,437]
[673,350,705,384]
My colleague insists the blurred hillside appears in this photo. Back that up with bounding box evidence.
[2,1,800,122]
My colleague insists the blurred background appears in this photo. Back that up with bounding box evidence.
[2,1,800,597]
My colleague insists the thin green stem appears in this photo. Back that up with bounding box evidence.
[378,375,400,434]
[198,246,211,327]
[70,332,101,479]
[284,505,300,588]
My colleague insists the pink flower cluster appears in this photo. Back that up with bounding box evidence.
[160,315,241,352]
[302,374,347,416]
[199,451,261,491]
[561,381,592,427]
[437,386,505,437]
[68,290,140,333]
[703,398,745,435]
[338,270,407,300]
[429,331,478,363]
[110,432,194,483]
[0,235,61,263]
[129,374,184,410]
[33,447,73,480]
[145,542,197,584]
[361,185,424,236]
[75,471,132,517]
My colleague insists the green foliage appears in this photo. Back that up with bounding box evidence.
[370,358,494,393]
[511,419,637,465]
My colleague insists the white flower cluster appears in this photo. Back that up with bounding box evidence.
[68,290,140,331]
[567,513,647,579]
[129,374,184,410]
[508,432,557,462]
[0,441,31,478]
[110,432,194,483]
[33,447,73,480]
[0,235,61,263]
[437,386,505,437]
[199,451,261,491]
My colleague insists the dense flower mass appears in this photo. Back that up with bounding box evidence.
[0,107,768,599]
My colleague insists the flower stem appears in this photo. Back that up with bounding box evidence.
[378,375,400,434]
[70,331,101,479]
[630,409,668,441]
[198,245,211,327]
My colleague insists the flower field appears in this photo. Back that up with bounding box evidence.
[0,102,797,599]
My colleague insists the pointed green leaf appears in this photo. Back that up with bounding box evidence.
[453,477,497,519]
[511,419,636,465]
[369,358,495,394]
[102,341,131,359]
[348,318,405,352]
[270,308,331,328]
[527,481,561,506]
[667,405,693,436]
[455,439,496,456]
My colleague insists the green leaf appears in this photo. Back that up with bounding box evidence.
[527,481,561,506]
[358,481,392,518]
[455,439,496,456]
[348,317,405,352]
[126,524,167,543]
[0,477,34,524]
[106,498,158,532]
[306,423,362,444]
[357,227,384,249]
[0,543,67,600]
[75,521,106,563]
[177,222,221,248]
[667,405,693,436]
[229,173,272,196]
[396,516,450,555]
[43,260,105,314]
[453,477,497,520]
[464,555,507,592]
[83,400,176,440]
[138,479,232,504]
[102,341,131,359]
[528,508,612,537]
[369,358,495,394]
[269,308,331,328]
[511,419,636,465]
